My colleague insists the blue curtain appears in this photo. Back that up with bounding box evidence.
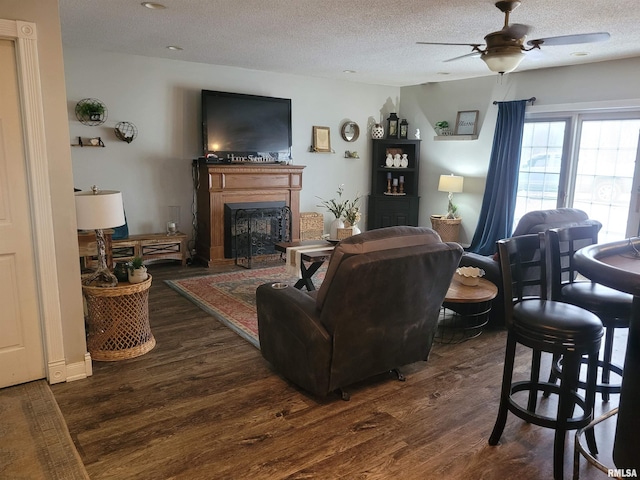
[467,100,527,255]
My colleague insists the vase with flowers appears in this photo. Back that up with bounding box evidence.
[317,185,361,240]
[343,200,362,235]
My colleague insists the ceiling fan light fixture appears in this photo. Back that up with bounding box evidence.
[481,50,525,74]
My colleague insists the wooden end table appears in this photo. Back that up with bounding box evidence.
[435,275,498,344]
[274,241,334,291]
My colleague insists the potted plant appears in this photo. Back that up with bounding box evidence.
[317,184,361,240]
[127,256,148,284]
[343,196,362,235]
[435,121,451,136]
[75,99,107,124]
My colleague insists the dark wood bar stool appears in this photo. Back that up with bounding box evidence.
[546,224,632,402]
[488,233,604,480]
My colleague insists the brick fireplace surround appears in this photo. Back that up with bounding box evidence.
[195,160,305,265]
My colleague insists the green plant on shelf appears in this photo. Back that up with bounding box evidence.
[76,100,105,120]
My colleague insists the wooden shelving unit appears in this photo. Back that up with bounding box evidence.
[367,138,421,230]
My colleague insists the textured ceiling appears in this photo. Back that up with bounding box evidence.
[59,0,640,87]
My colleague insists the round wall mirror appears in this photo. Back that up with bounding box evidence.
[340,122,360,142]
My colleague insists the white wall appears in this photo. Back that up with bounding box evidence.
[64,48,400,244]
[400,57,640,245]
[65,48,640,250]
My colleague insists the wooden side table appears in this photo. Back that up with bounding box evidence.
[112,232,188,266]
[274,241,334,291]
[82,275,155,361]
[436,275,498,344]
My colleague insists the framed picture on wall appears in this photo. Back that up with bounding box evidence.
[454,110,479,135]
[312,126,332,152]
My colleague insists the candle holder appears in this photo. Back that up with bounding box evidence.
[167,205,181,236]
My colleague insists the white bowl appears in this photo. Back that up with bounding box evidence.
[455,266,485,286]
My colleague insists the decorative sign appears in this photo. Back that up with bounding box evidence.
[312,126,332,152]
[454,110,479,135]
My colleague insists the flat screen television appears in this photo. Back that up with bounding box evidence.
[201,89,292,162]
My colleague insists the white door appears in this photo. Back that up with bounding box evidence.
[0,38,45,387]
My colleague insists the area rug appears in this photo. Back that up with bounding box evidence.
[165,265,325,348]
[0,380,89,480]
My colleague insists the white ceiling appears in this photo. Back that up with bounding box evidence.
[58,0,640,87]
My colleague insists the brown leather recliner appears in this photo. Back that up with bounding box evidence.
[256,226,463,398]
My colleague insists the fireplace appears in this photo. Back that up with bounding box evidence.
[195,161,304,265]
[224,201,291,267]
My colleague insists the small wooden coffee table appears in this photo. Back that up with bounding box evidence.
[435,275,498,344]
[274,241,334,291]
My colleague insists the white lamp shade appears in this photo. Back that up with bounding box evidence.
[481,51,525,74]
[438,174,464,193]
[75,190,125,230]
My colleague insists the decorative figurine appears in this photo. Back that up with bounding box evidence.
[371,123,384,139]
[415,129,421,139]
[386,153,394,167]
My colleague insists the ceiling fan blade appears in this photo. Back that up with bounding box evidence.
[527,32,610,47]
[502,23,530,40]
[444,51,482,63]
[416,41,483,48]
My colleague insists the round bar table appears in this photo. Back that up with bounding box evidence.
[574,239,640,472]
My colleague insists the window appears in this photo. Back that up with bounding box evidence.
[515,113,640,242]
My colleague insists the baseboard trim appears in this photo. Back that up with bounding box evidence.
[62,353,93,382]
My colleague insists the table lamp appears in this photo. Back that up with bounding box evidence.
[75,186,125,286]
[438,174,464,219]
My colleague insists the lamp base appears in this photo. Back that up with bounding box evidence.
[81,228,118,287]
[82,268,118,287]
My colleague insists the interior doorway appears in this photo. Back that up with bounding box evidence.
[0,38,45,387]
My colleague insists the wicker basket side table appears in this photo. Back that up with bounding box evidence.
[430,215,462,243]
[82,275,155,361]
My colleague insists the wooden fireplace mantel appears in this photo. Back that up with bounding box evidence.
[195,161,305,265]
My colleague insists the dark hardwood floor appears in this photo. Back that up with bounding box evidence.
[52,262,626,479]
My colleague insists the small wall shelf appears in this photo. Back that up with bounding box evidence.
[433,135,478,141]
[71,136,105,147]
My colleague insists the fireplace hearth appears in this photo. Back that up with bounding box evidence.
[195,162,304,265]
[224,201,291,267]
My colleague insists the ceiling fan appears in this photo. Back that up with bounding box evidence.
[417,0,610,74]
